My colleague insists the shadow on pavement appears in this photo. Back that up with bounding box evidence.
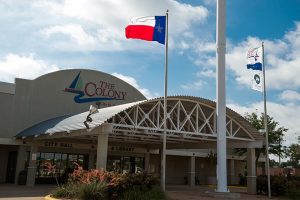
[0,184,55,198]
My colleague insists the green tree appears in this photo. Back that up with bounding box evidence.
[286,143,300,168]
[235,112,288,169]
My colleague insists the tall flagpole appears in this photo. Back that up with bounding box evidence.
[262,42,271,198]
[161,9,169,192]
[216,0,228,193]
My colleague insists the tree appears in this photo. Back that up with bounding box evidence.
[235,112,288,170]
[286,143,300,168]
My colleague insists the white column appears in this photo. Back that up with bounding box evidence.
[216,0,228,193]
[96,124,112,170]
[144,151,150,173]
[26,144,37,187]
[189,156,196,186]
[15,145,27,184]
[247,148,257,194]
[229,159,235,185]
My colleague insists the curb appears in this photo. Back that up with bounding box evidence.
[207,185,247,189]
[44,195,59,200]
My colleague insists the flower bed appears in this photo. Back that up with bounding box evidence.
[51,167,166,200]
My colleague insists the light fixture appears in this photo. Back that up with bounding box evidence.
[84,105,99,129]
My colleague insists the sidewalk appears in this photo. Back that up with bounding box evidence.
[0,184,282,200]
[0,184,55,200]
[166,185,281,200]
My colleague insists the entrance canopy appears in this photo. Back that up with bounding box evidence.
[17,96,264,149]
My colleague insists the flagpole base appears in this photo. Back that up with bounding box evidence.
[205,191,240,199]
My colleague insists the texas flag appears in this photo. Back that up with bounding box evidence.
[125,16,166,44]
[246,47,262,71]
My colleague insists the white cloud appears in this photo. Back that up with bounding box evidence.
[195,41,215,53]
[228,101,300,146]
[181,80,205,91]
[190,21,300,91]
[41,24,96,46]
[226,22,300,90]
[40,23,124,51]
[203,0,216,6]
[34,0,209,51]
[0,54,60,83]
[112,72,158,99]
[279,90,300,102]
[196,69,215,78]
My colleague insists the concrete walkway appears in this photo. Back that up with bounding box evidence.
[166,185,282,200]
[0,184,55,200]
[0,184,282,200]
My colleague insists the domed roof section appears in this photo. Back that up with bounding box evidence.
[34,68,146,100]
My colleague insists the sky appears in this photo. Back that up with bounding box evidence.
[0,0,299,150]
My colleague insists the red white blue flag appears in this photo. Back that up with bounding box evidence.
[246,47,263,92]
[125,16,166,44]
[247,47,262,71]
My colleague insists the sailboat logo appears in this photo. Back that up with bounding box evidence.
[64,72,115,103]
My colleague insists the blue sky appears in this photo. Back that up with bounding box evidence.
[0,0,299,148]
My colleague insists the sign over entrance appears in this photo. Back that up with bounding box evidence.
[64,72,128,103]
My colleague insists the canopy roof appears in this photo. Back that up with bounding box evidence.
[17,96,264,148]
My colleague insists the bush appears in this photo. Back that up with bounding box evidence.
[257,175,267,194]
[52,168,162,200]
[271,175,287,196]
[52,183,78,199]
[286,177,300,200]
[257,175,300,197]
[257,175,287,195]
[78,181,106,200]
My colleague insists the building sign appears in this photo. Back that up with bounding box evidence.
[44,141,73,148]
[110,146,135,152]
[109,146,159,154]
[64,72,127,103]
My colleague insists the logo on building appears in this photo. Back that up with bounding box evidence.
[64,72,127,103]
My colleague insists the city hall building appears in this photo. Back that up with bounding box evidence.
[0,69,264,193]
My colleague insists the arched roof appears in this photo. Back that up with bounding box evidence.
[17,96,264,148]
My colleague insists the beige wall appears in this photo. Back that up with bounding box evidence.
[166,155,189,185]
[195,157,217,185]
[149,154,160,176]
[163,155,247,185]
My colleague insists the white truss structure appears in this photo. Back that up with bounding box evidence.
[107,98,255,144]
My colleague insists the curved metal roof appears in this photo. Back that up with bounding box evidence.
[17,100,145,138]
[16,96,263,142]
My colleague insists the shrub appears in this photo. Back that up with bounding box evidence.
[52,169,162,200]
[286,177,300,200]
[257,175,267,194]
[257,175,300,197]
[77,181,106,200]
[271,175,287,196]
[51,183,78,199]
[257,175,287,195]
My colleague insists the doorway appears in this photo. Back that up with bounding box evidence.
[6,151,17,183]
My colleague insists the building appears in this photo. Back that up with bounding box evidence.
[0,69,263,194]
